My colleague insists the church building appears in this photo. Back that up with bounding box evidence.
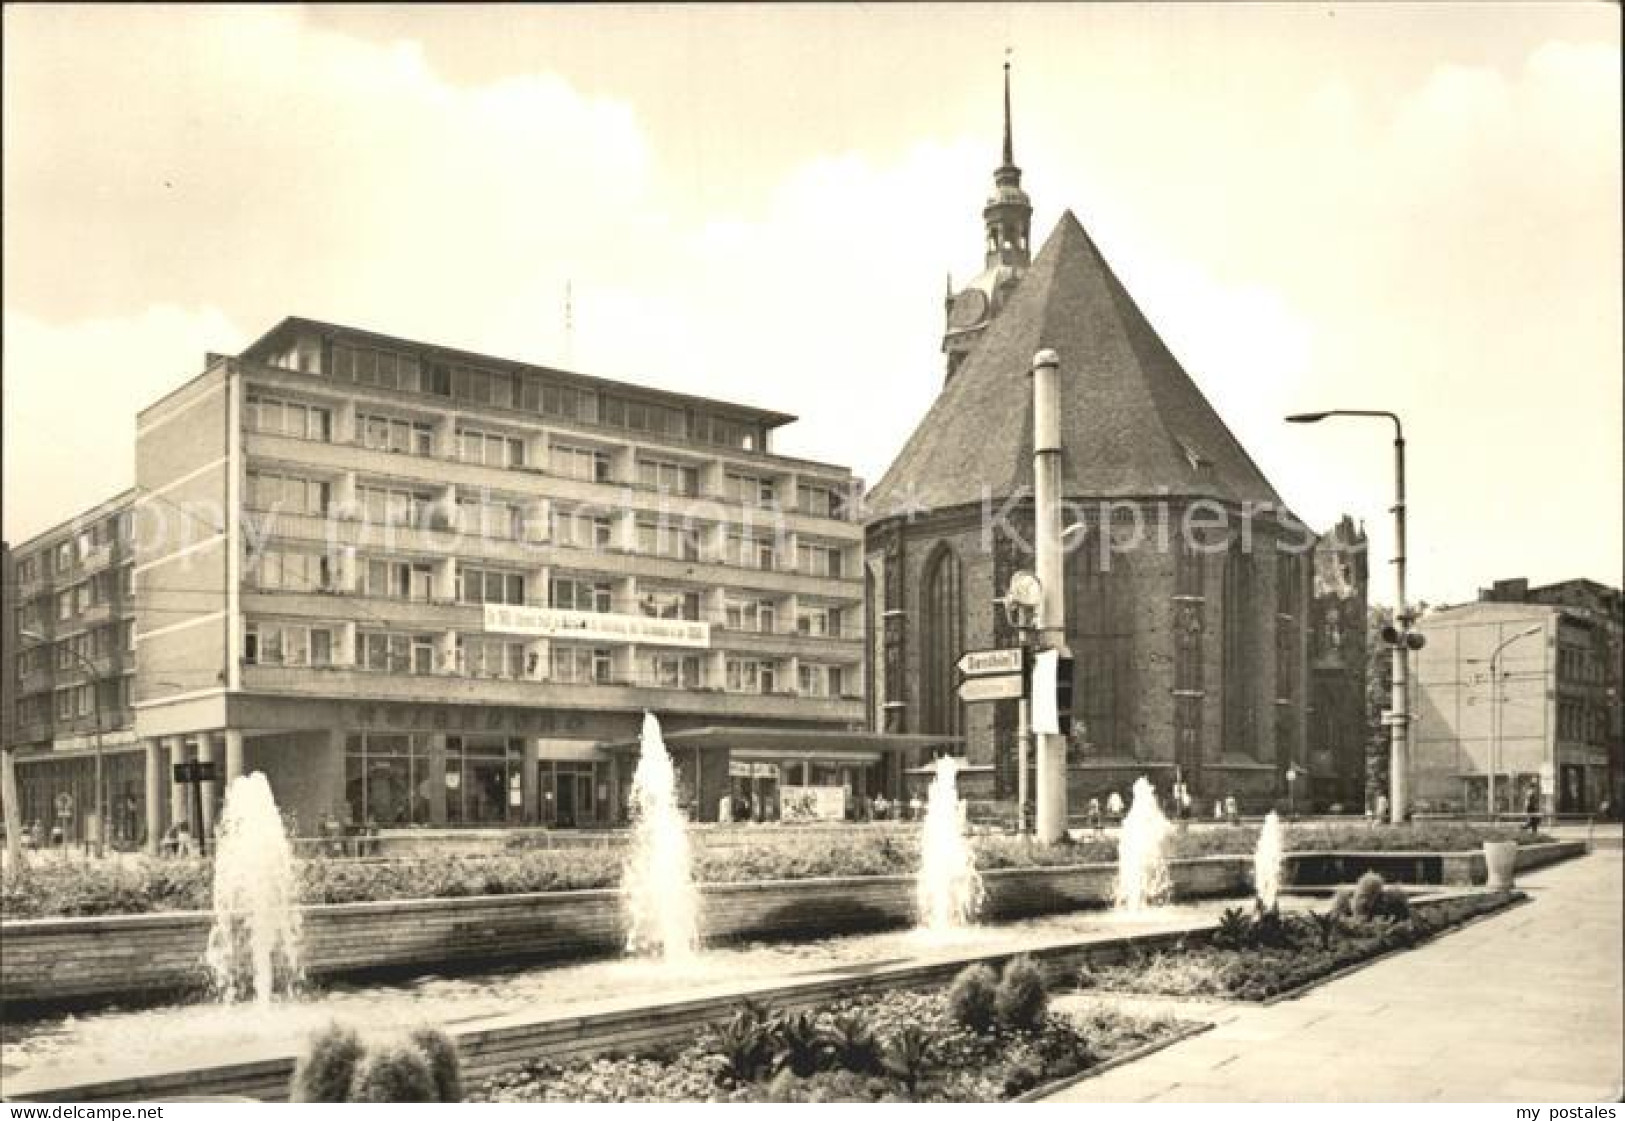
[864,67,1367,814]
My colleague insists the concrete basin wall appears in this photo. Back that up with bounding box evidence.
[5,886,1518,1104]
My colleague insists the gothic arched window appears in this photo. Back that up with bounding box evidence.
[919,544,963,741]
[1222,539,1256,757]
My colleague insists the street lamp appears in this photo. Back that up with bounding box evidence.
[1486,624,1543,821]
[1286,764,1299,821]
[19,628,105,856]
[1285,409,1420,825]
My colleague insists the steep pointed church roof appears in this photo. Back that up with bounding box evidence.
[870,211,1289,517]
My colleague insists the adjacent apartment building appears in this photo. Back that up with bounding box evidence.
[5,317,926,848]
[1411,577,1623,816]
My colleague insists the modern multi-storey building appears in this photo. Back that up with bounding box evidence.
[6,317,956,848]
[1411,577,1623,816]
[4,492,140,844]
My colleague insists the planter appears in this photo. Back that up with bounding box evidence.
[1482,841,1518,890]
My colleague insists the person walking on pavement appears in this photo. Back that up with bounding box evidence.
[1106,789,1125,828]
[1523,784,1542,834]
[1086,797,1103,839]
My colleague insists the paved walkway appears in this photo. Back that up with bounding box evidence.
[1047,848,1624,1102]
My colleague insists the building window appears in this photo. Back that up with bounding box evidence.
[456,497,523,540]
[549,443,612,483]
[345,732,432,827]
[635,519,702,560]
[357,631,436,674]
[244,620,335,667]
[797,604,841,637]
[797,542,844,579]
[1222,540,1255,756]
[357,485,435,529]
[551,577,613,614]
[646,652,703,689]
[724,472,775,505]
[601,395,685,438]
[247,395,332,442]
[551,644,612,684]
[457,635,529,679]
[356,413,435,457]
[638,587,701,621]
[247,471,331,516]
[249,548,333,592]
[919,546,962,736]
[796,483,845,519]
[551,508,613,550]
[362,558,435,602]
[635,457,699,496]
[725,658,777,694]
[798,662,843,698]
[692,413,757,451]
[726,532,777,570]
[726,598,777,633]
[457,428,525,469]
[332,344,421,392]
[458,566,526,606]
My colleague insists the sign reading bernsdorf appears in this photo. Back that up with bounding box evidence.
[484,604,710,648]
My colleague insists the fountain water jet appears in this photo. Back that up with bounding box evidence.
[204,772,303,1004]
[1253,810,1285,910]
[915,755,984,936]
[622,712,702,961]
[1113,776,1172,913]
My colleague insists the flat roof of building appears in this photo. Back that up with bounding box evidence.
[244,315,800,429]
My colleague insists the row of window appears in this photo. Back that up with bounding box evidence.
[19,513,132,587]
[241,620,850,694]
[54,569,131,621]
[243,549,851,634]
[244,389,848,514]
[276,340,765,451]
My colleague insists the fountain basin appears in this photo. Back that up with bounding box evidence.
[2,885,1521,1104]
[0,856,1252,1011]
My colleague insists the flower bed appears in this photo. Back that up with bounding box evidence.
[0,822,1548,920]
[472,987,1185,1103]
[1078,875,1480,1002]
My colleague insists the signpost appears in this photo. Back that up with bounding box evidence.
[956,648,1025,678]
[172,760,219,856]
[956,646,1027,705]
[957,673,1026,703]
[54,792,73,851]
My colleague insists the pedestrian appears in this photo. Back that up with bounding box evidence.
[1224,794,1239,826]
[1523,784,1541,834]
[1176,783,1192,832]
[718,792,733,824]
[1213,798,1224,822]
[1086,797,1103,839]
[909,795,924,821]
[1374,792,1389,827]
[1106,789,1125,826]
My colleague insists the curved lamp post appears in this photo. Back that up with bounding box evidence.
[1285,409,1419,825]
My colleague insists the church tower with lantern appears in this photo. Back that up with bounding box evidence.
[942,62,1033,383]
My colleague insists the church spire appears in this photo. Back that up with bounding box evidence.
[983,58,1031,270]
[1002,59,1014,168]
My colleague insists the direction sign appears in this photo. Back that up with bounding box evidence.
[172,760,220,784]
[957,673,1025,703]
[956,647,1024,677]
[54,792,74,819]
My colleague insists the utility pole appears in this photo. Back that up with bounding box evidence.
[1031,349,1069,842]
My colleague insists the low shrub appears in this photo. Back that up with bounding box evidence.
[826,1012,885,1075]
[881,1024,934,1091]
[772,1011,831,1077]
[409,1027,464,1103]
[348,1039,438,1103]
[713,1006,776,1083]
[946,964,999,1033]
[1351,871,1386,920]
[290,1023,366,1103]
[995,955,1048,1031]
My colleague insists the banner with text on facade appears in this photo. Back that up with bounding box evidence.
[483,604,710,648]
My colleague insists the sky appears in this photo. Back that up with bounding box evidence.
[3,3,1619,608]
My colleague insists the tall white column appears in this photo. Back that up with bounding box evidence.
[1032,348,1069,843]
